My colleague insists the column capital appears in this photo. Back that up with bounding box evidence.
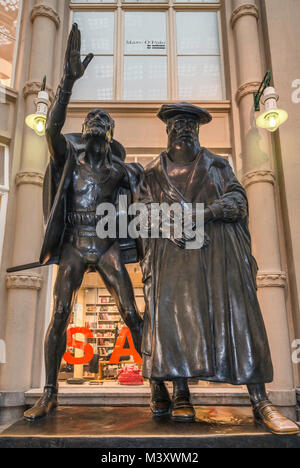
[257,271,287,289]
[242,170,275,189]
[30,4,60,29]
[236,81,261,104]
[15,172,44,188]
[6,274,43,291]
[230,3,259,29]
[23,81,54,101]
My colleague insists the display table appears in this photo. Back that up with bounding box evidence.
[1,406,300,448]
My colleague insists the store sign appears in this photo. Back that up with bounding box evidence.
[63,326,141,365]
[126,40,166,53]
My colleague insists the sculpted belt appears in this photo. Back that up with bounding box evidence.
[66,211,103,227]
[65,211,103,240]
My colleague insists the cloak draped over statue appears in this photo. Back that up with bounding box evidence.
[138,148,273,385]
[40,133,143,266]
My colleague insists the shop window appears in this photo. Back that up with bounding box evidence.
[0,0,21,87]
[59,287,145,383]
[70,0,224,101]
[0,143,9,265]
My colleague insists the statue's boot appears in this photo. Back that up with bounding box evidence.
[253,400,300,435]
[24,386,58,422]
[171,384,195,423]
[150,380,171,417]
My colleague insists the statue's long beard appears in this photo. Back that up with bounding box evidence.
[82,126,107,141]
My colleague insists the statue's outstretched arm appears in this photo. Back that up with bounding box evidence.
[46,23,93,166]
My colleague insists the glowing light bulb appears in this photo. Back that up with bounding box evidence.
[256,109,288,133]
[25,114,47,136]
[25,89,49,137]
[256,87,288,133]
[35,118,46,135]
[268,115,278,130]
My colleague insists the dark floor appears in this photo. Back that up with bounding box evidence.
[1,406,300,448]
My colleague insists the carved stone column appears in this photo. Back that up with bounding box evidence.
[2,0,59,399]
[231,0,295,404]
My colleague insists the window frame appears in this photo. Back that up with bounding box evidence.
[69,0,224,101]
[0,143,9,266]
[0,0,23,89]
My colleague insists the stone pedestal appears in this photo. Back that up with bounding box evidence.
[1,406,300,448]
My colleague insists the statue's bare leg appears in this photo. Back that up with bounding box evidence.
[24,243,86,421]
[96,242,143,354]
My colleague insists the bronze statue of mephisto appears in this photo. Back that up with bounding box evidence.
[138,102,300,435]
[23,24,143,421]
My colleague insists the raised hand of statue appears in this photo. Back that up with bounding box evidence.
[64,23,94,83]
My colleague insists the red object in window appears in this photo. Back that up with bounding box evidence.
[118,366,144,386]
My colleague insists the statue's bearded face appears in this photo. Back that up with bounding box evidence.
[82,109,115,142]
[167,115,200,150]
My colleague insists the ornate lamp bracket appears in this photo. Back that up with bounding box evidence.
[253,71,272,111]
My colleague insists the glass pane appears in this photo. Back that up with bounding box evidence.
[72,56,114,100]
[175,0,218,2]
[124,12,166,55]
[178,56,223,100]
[124,56,167,100]
[0,0,19,86]
[123,0,167,2]
[0,0,19,37]
[72,0,116,2]
[0,33,15,85]
[73,11,114,54]
[176,12,220,55]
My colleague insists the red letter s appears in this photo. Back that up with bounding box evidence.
[63,327,94,365]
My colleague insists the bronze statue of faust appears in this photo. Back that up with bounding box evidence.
[137,102,300,435]
[24,24,143,421]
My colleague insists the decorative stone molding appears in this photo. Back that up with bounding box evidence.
[30,4,60,29]
[6,275,43,291]
[242,170,275,189]
[230,3,259,28]
[23,81,54,101]
[257,272,287,289]
[15,172,44,188]
[236,81,261,104]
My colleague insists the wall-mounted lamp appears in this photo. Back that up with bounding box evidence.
[25,76,49,136]
[254,71,288,133]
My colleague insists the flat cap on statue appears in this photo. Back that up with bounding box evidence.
[157,102,212,125]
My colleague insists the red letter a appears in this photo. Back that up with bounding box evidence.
[109,326,142,364]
